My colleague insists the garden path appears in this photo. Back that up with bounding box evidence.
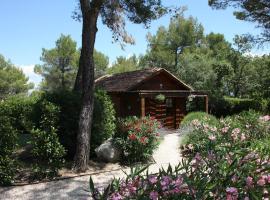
[0,129,183,200]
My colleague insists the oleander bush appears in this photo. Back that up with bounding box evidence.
[91,111,270,199]
[181,111,218,126]
[114,116,161,163]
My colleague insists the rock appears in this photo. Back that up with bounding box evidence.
[95,138,121,163]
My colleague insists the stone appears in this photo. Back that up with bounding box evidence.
[95,138,121,163]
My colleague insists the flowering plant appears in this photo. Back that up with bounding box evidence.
[114,116,161,163]
[91,111,270,199]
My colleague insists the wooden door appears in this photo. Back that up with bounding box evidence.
[165,98,175,129]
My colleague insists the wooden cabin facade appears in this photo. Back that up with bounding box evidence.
[95,68,208,129]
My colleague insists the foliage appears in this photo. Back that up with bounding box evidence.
[41,90,81,158]
[42,89,116,158]
[91,89,116,154]
[107,55,140,75]
[209,0,270,44]
[114,116,161,163]
[0,95,39,135]
[154,94,165,103]
[0,115,17,186]
[34,35,109,91]
[94,49,110,78]
[0,54,33,100]
[34,34,79,91]
[91,112,270,199]
[141,15,204,73]
[224,96,262,114]
[30,100,65,179]
[181,111,218,126]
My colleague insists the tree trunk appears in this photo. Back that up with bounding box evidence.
[73,3,99,172]
[73,53,83,92]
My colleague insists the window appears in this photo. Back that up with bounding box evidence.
[166,98,173,108]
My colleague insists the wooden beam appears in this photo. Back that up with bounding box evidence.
[205,96,209,113]
[141,97,145,117]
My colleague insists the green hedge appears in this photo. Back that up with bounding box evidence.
[42,89,116,158]
[211,96,263,117]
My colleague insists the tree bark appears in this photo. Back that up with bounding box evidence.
[73,53,83,92]
[73,0,101,172]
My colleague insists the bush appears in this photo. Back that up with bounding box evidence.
[181,111,218,126]
[91,89,116,155]
[91,112,270,199]
[30,100,65,179]
[42,89,116,158]
[0,95,38,135]
[212,96,262,117]
[114,116,160,163]
[0,115,17,185]
[42,90,81,158]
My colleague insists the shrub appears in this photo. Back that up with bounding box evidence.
[0,115,17,185]
[91,89,116,154]
[91,112,270,199]
[114,116,160,163]
[42,90,81,158]
[41,89,116,158]
[181,111,218,126]
[0,95,38,135]
[30,100,65,179]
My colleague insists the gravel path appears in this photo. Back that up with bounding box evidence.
[0,129,182,200]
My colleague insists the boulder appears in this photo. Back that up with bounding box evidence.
[95,138,121,163]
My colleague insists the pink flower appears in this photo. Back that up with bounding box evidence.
[110,192,123,200]
[231,175,238,183]
[173,176,183,187]
[210,126,217,132]
[226,187,238,200]
[240,133,246,141]
[232,128,241,134]
[221,127,229,133]
[246,176,254,187]
[148,176,158,184]
[149,191,158,200]
[195,152,202,162]
[257,177,266,186]
[259,115,270,122]
[192,119,201,127]
[160,176,171,187]
[208,135,216,141]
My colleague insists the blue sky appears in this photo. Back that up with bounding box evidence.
[0,0,269,86]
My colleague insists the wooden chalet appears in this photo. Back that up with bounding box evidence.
[95,68,208,129]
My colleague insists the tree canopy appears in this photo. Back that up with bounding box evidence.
[34,34,109,91]
[107,55,139,74]
[0,54,33,100]
[208,0,270,44]
[140,15,204,73]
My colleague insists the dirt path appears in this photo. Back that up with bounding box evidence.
[0,130,182,200]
